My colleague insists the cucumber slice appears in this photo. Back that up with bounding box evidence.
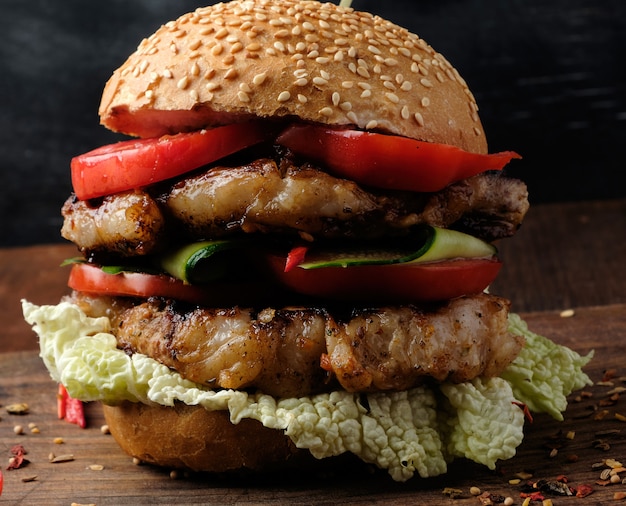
[160,240,241,283]
[298,226,496,269]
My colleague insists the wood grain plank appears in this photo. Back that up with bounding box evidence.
[1,305,625,505]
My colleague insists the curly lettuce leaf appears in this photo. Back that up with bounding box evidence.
[22,300,590,481]
[501,313,593,420]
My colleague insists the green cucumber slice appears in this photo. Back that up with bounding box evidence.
[160,240,241,283]
[298,226,496,269]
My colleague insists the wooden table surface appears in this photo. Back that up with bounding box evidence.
[1,198,625,505]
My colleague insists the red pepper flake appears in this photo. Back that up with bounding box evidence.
[513,401,534,423]
[575,484,594,498]
[602,369,618,382]
[7,444,29,470]
[320,353,332,372]
[520,491,544,501]
[0,468,3,496]
[57,384,86,428]
[284,246,308,272]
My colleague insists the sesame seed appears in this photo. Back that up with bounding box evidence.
[297,94,307,103]
[332,92,340,106]
[230,41,243,53]
[177,76,189,89]
[206,82,220,91]
[356,67,370,78]
[316,57,330,64]
[293,68,308,78]
[360,89,372,98]
[414,112,425,126]
[383,81,396,90]
[346,111,358,123]
[294,78,308,86]
[239,82,252,93]
[215,27,229,39]
[319,106,333,117]
[252,72,267,85]
[313,77,329,86]
[401,105,410,119]
[421,97,430,107]
[340,101,352,111]
[420,78,434,88]
[224,68,238,80]
[385,92,399,103]
[365,120,378,130]
[188,39,202,51]
[341,81,354,88]
[190,62,200,76]
[277,91,291,102]
[400,81,412,91]
[320,70,330,80]
[237,91,250,102]
[246,42,262,52]
[211,43,224,56]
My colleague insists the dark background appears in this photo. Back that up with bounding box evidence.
[2,0,624,247]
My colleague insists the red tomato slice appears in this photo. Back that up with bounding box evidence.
[71,121,272,200]
[266,255,502,303]
[68,263,210,304]
[277,124,521,193]
[68,263,274,306]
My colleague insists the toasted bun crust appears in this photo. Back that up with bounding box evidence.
[99,0,487,153]
[102,402,303,472]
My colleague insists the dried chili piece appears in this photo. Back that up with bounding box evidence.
[57,384,86,428]
[575,484,594,498]
[512,401,534,423]
[7,444,29,470]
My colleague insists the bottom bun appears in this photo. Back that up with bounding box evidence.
[102,401,304,472]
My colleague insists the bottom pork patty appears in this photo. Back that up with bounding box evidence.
[69,292,523,398]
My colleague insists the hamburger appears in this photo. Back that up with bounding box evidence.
[23,0,592,482]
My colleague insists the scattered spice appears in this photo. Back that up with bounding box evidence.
[560,308,575,318]
[575,483,594,498]
[57,384,86,428]
[513,401,534,423]
[13,425,24,435]
[5,403,29,415]
[100,424,110,435]
[6,444,29,470]
[49,454,75,463]
[20,475,37,483]
[88,464,104,471]
[442,487,464,499]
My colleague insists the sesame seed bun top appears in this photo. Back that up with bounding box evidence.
[99,0,488,154]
